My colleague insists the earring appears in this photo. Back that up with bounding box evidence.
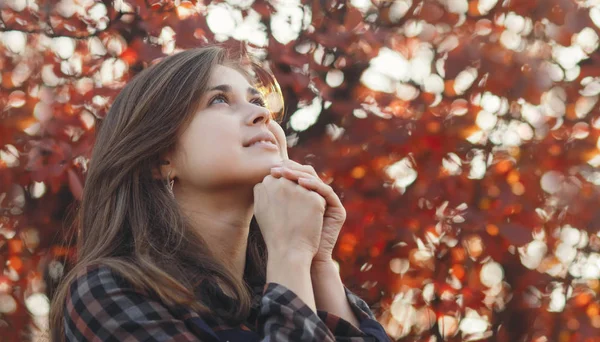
[166,170,174,197]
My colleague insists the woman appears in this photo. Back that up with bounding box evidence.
[49,46,390,341]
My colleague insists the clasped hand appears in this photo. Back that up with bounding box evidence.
[253,159,346,266]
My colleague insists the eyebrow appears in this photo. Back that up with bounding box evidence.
[208,84,262,97]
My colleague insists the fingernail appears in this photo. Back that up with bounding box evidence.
[271,167,283,172]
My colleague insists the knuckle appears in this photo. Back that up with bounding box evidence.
[318,201,326,211]
[284,160,317,175]
[295,182,308,193]
[282,160,295,169]
[280,177,296,191]
[308,191,325,207]
[301,164,316,175]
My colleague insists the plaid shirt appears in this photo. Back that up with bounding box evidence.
[64,265,390,341]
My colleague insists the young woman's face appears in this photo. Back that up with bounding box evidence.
[170,65,287,191]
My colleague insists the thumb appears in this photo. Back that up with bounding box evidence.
[253,183,262,201]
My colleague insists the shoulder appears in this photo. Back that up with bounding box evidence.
[69,264,127,291]
[65,264,154,322]
[66,264,138,307]
[63,264,208,341]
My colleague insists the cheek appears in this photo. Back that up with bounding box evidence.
[175,139,242,188]
[190,116,241,148]
[178,120,241,169]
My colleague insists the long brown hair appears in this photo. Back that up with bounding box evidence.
[48,45,284,341]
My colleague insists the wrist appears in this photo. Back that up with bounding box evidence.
[268,250,313,270]
[265,250,318,314]
[310,258,338,276]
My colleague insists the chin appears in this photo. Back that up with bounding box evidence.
[252,163,280,181]
[254,155,283,168]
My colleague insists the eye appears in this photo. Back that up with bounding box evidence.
[209,93,229,106]
[251,97,267,107]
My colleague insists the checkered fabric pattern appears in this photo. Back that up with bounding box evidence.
[63,265,390,341]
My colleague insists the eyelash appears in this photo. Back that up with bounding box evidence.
[209,93,266,107]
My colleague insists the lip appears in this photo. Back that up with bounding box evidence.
[244,132,278,148]
[248,141,279,151]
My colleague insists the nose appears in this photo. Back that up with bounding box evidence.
[246,105,271,126]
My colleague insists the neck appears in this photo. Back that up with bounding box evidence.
[175,185,254,284]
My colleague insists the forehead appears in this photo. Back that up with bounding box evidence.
[208,65,253,88]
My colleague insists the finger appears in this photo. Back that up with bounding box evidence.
[281,160,319,178]
[262,174,277,184]
[252,183,263,205]
[271,167,314,182]
[270,168,337,207]
[281,145,289,160]
[308,190,327,210]
[297,177,344,213]
[273,124,289,160]
[269,168,343,211]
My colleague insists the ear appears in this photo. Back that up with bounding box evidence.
[152,159,174,181]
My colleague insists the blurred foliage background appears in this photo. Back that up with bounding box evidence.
[2,0,600,340]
